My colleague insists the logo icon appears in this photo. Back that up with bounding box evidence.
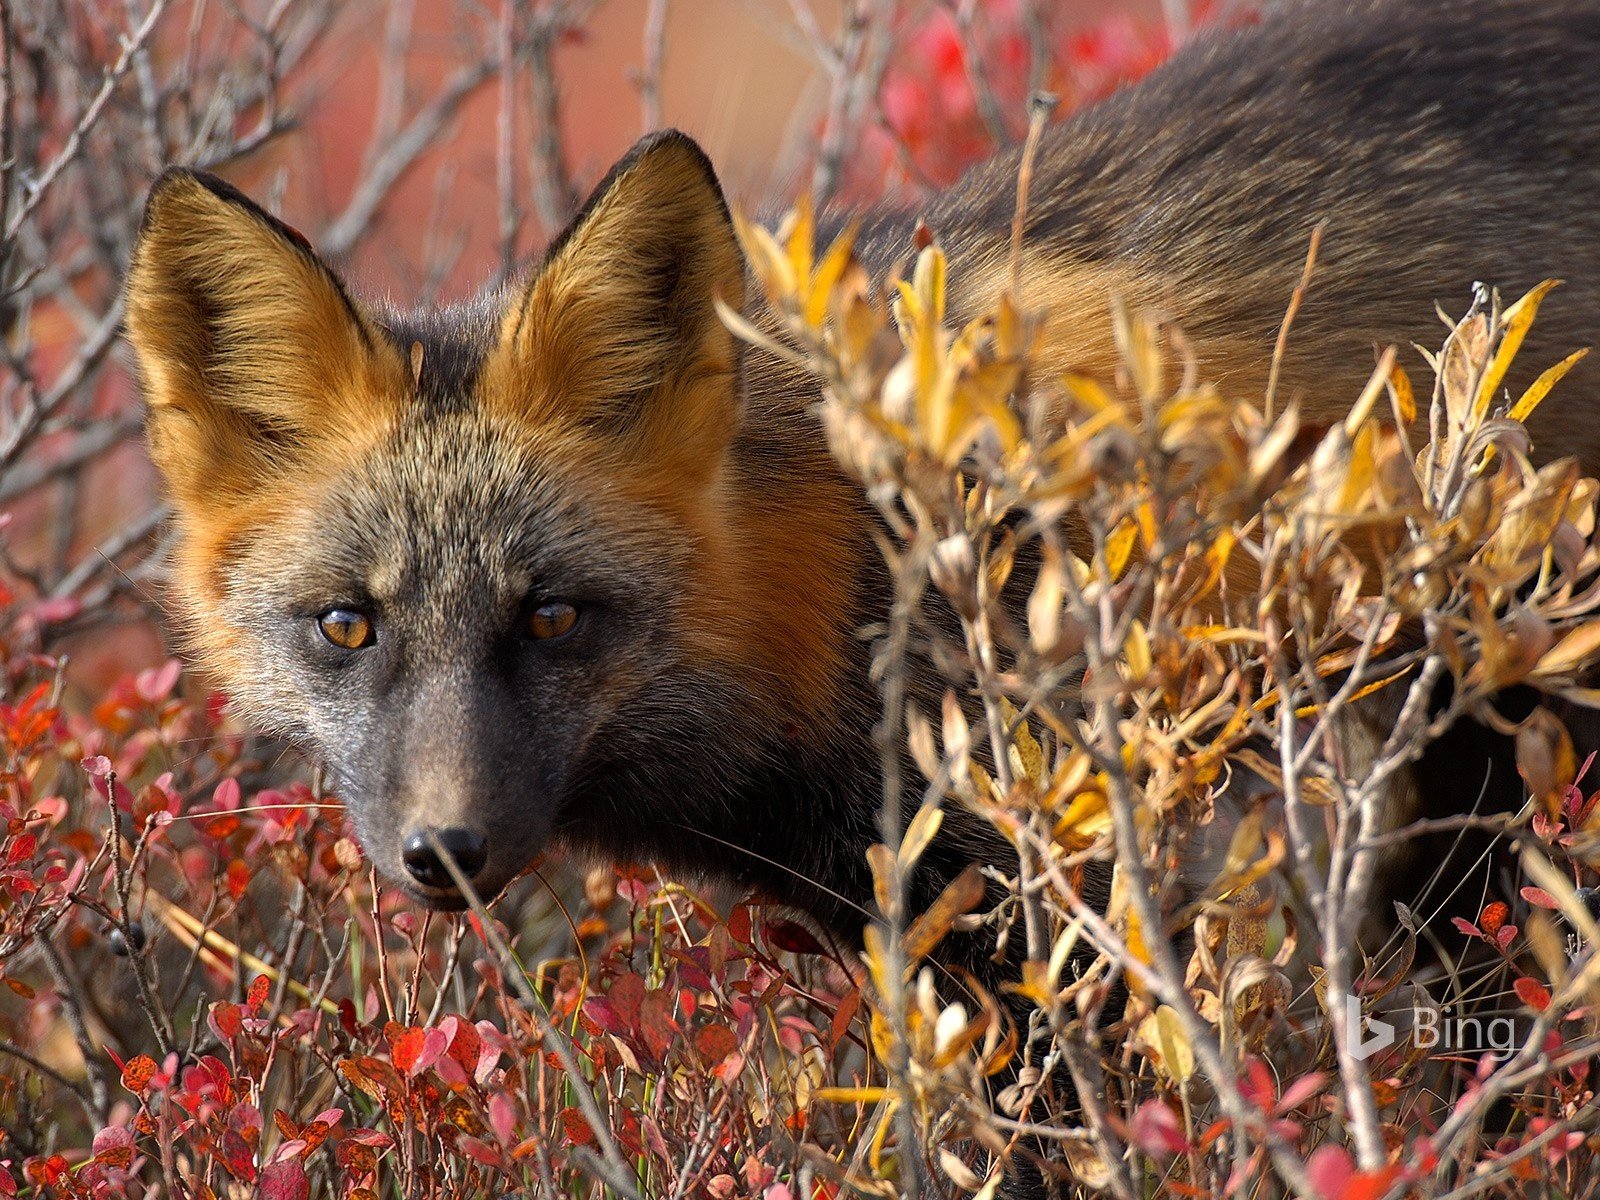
[1345,994,1395,1061]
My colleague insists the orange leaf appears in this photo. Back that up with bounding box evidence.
[1479,901,1510,936]
[121,1054,157,1093]
[247,973,271,1014]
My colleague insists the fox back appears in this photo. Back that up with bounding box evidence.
[125,0,1600,934]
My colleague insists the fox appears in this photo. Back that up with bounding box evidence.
[124,0,1600,984]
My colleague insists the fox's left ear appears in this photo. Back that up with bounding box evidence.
[124,169,406,511]
[487,130,746,476]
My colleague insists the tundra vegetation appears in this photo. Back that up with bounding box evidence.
[3,2,1600,1199]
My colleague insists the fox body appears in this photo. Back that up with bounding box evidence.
[127,0,1600,940]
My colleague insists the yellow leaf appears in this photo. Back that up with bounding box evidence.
[805,221,859,329]
[1047,922,1081,991]
[1135,500,1158,550]
[1181,623,1263,645]
[912,243,947,327]
[1001,699,1046,787]
[1028,552,1065,654]
[863,925,894,998]
[898,803,944,870]
[1151,1005,1195,1084]
[1122,899,1152,992]
[1343,346,1397,438]
[1197,530,1236,598]
[1510,346,1589,426]
[1061,372,1120,417]
[1336,419,1377,512]
[867,844,896,918]
[868,1092,900,1173]
[1478,280,1562,418]
[1053,778,1109,842]
[733,212,796,299]
[1111,297,1162,401]
[813,1086,893,1105]
[1125,619,1152,679]
[1535,620,1600,680]
[784,194,815,298]
[903,865,985,963]
[1105,518,1137,581]
[1388,360,1417,425]
[1059,1132,1114,1190]
[1248,401,1301,490]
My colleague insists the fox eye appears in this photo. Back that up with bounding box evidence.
[527,601,579,641]
[318,609,375,649]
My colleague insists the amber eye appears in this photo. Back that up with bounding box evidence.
[527,601,579,640]
[318,609,375,649]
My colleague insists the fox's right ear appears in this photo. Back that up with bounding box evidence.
[484,131,746,483]
[124,170,406,508]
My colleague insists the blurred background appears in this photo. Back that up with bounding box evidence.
[0,0,1250,698]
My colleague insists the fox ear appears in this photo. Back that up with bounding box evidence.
[487,130,746,474]
[124,169,406,508]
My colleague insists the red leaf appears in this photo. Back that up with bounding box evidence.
[640,988,678,1062]
[1239,1056,1276,1110]
[209,1001,243,1041]
[220,1129,256,1181]
[1514,976,1552,1012]
[1411,1135,1439,1172]
[1305,1143,1354,1200]
[489,1091,517,1145]
[91,1125,135,1170]
[339,998,360,1039]
[829,990,862,1050]
[411,1025,448,1076]
[136,659,181,704]
[1521,885,1562,910]
[1346,1165,1405,1200]
[391,1027,427,1074]
[1450,917,1482,939]
[1129,1100,1186,1157]
[559,1107,595,1147]
[247,974,271,1014]
[763,917,824,956]
[1275,1071,1328,1113]
[442,1015,481,1076]
[257,1159,309,1200]
[694,1023,739,1065]
[608,972,645,1031]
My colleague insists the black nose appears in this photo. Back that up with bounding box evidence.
[401,827,488,890]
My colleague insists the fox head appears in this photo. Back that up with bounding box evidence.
[124,132,864,909]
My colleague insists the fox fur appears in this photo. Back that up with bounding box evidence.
[126,0,1600,963]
